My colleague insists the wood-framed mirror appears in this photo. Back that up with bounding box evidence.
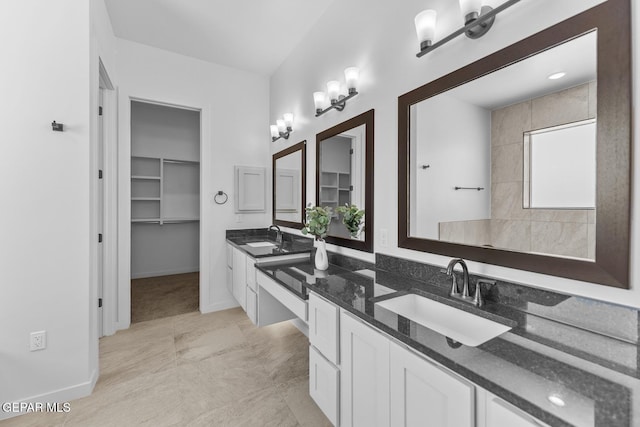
[317,109,374,252]
[273,141,306,229]
[398,0,631,288]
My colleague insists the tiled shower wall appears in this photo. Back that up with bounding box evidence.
[440,82,596,259]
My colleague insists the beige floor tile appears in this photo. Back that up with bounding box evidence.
[100,316,174,353]
[185,385,299,427]
[173,307,246,336]
[65,369,181,427]
[253,330,310,385]
[278,376,333,427]
[175,323,247,364]
[0,411,66,427]
[178,346,273,419]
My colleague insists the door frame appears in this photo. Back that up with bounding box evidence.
[117,95,211,329]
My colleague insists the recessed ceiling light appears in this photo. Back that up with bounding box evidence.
[548,394,566,407]
[548,72,566,80]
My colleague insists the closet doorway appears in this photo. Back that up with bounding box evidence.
[130,100,201,323]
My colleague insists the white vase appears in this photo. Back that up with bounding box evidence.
[314,239,329,271]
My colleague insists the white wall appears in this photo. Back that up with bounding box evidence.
[0,0,117,416]
[269,0,640,308]
[116,39,271,325]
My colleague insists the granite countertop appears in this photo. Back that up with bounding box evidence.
[226,228,313,259]
[255,257,640,427]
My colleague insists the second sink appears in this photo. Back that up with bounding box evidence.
[246,241,276,248]
[375,293,512,347]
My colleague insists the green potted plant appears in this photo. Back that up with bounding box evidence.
[336,204,365,238]
[301,204,332,270]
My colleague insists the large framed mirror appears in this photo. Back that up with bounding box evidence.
[398,0,631,288]
[273,141,306,228]
[317,109,374,252]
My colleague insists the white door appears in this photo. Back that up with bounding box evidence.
[340,310,390,427]
[389,341,475,427]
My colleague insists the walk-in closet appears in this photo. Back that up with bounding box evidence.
[130,100,200,323]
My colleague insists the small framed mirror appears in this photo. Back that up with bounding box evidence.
[316,110,374,252]
[273,141,306,228]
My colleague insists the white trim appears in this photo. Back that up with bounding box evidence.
[201,299,240,314]
[118,95,212,331]
[131,267,199,279]
[0,369,98,421]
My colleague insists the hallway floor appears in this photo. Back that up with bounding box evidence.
[131,272,199,323]
[3,308,330,427]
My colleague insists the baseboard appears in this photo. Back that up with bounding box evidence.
[131,267,199,279]
[200,298,239,314]
[0,369,98,421]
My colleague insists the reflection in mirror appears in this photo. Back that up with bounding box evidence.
[319,124,365,241]
[409,30,597,260]
[273,141,306,228]
[317,109,374,252]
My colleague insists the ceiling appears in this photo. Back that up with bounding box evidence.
[104,0,338,75]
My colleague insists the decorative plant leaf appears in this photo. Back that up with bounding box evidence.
[301,204,333,239]
[336,204,365,237]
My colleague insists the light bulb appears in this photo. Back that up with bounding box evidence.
[313,92,326,111]
[327,81,341,102]
[459,0,482,23]
[270,125,279,139]
[283,113,294,129]
[276,120,286,133]
[344,67,360,94]
[415,10,437,50]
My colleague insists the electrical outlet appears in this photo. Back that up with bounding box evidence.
[380,228,388,247]
[30,331,46,351]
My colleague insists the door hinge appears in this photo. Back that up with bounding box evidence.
[349,148,354,155]
[350,185,353,191]
[98,106,103,116]
[98,298,103,308]
[99,169,103,179]
[98,234,103,243]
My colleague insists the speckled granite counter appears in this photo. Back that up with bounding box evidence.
[256,254,640,427]
[226,228,313,258]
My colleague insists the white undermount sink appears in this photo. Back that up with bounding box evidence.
[375,293,512,347]
[246,241,276,248]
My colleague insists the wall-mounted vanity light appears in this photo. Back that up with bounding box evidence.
[415,0,521,58]
[270,113,294,142]
[314,67,360,117]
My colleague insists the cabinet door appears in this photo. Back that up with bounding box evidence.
[246,287,257,325]
[309,346,340,426]
[390,341,475,427]
[309,293,339,365]
[226,243,233,268]
[234,166,266,212]
[232,247,246,310]
[226,265,233,295]
[486,395,548,427]
[340,310,390,427]
[245,255,256,292]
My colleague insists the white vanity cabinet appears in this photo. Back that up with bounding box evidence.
[389,341,475,427]
[245,256,257,324]
[226,243,233,294]
[340,310,390,427]
[308,293,341,426]
[231,247,247,310]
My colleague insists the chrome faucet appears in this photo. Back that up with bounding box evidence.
[446,258,484,307]
[269,224,283,245]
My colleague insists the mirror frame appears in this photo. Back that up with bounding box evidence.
[317,109,375,252]
[272,140,306,229]
[398,0,631,288]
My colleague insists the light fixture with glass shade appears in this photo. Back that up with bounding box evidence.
[270,113,294,142]
[415,0,521,58]
[314,67,360,117]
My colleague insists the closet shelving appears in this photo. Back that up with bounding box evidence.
[319,171,351,217]
[131,156,200,224]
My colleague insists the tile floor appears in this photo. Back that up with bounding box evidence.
[131,273,200,323]
[2,308,331,427]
